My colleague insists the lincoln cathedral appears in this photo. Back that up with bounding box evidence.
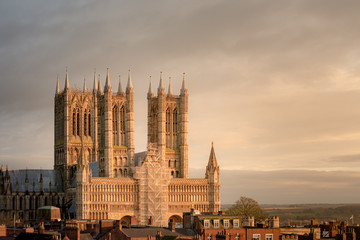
[0,69,221,227]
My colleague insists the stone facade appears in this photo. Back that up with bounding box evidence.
[0,69,221,227]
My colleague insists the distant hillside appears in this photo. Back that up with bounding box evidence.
[222,203,360,226]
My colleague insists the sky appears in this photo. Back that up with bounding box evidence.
[1,0,360,204]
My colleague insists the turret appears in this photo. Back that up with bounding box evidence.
[83,77,87,92]
[49,181,52,193]
[180,72,187,95]
[158,72,165,95]
[56,75,60,95]
[118,75,124,95]
[126,70,135,167]
[104,68,112,92]
[147,76,154,98]
[93,71,97,93]
[205,142,220,212]
[126,70,134,93]
[64,67,70,92]
[97,74,103,95]
[167,77,173,96]
[103,69,113,177]
[206,142,219,179]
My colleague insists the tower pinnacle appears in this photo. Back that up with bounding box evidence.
[93,70,97,93]
[56,75,60,95]
[83,77,87,91]
[158,72,165,95]
[147,76,154,98]
[167,77,173,96]
[180,72,187,94]
[64,67,70,91]
[97,74,103,95]
[104,68,112,92]
[118,75,124,95]
[126,70,133,93]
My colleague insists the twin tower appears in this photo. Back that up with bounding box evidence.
[54,69,189,189]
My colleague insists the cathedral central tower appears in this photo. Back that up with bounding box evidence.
[147,73,189,178]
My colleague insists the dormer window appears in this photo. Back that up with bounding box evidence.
[224,219,229,228]
[213,219,219,228]
[204,219,210,229]
[233,219,240,228]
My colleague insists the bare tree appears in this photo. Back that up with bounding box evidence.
[226,196,268,221]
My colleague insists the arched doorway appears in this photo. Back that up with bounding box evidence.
[120,215,132,228]
[169,215,182,226]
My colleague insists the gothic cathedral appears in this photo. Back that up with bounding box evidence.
[0,68,220,227]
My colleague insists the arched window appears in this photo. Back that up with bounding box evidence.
[114,169,117,177]
[88,113,91,136]
[168,160,171,167]
[113,106,119,146]
[124,168,127,177]
[76,112,80,136]
[84,111,88,136]
[72,109,76,136]
[120,106,125,145]
[173,108,178,148]
[119,169,123,177]
[166,108,171,148]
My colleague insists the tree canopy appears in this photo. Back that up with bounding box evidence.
[226,196,268,221]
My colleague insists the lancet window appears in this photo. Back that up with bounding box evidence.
[120,106,125,145]
[166,108,171,148]
[173,108,178,148]
[113,106,119,146]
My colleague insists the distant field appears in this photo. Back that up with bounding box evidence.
[221,203,360,226]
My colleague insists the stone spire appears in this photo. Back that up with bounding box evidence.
[56,75,60,95]
[93,70,97,93]
[126,70,134,93]
[147,76,154,98]
[158,72,165,95]
[180,72,187,94]
[49,181,52,193]
[64,67,70,92]
[97,74,103,95]
[104,68,112,92]
[167,77,173,96]
[207,142,219,170]
[83,77,87,92]
[118,75,124,95]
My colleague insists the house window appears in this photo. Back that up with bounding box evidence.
[233,219,240,228]
[266,234,273,240]
[224,219,229,228]
[204,220,210,229]
[253,234,261,240]
[213,219,219,228]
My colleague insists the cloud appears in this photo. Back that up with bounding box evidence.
[0,0,360,205]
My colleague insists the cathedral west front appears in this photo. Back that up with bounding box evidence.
[0,69,221,227]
